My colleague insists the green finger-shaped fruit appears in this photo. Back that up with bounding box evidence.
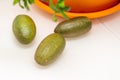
[54,16,92,37]
[35,33,66,66]
[13,14,36,44]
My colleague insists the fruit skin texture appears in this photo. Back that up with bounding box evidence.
[34,33,65,66]
[12,15,36,44]
[54,16,92,37]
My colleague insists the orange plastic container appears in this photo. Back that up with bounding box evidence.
[35,0,120,19]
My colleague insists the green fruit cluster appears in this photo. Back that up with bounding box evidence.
[13,15,92,66]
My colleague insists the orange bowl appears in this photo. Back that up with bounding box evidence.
[35,0,120,19]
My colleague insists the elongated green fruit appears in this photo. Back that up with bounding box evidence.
[12,14,36,44]
[54,16,92,37]
[35,33,66,66]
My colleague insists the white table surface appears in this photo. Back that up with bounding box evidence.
[0,1,120,80]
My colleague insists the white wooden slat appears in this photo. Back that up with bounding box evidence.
[98,11,120,40]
